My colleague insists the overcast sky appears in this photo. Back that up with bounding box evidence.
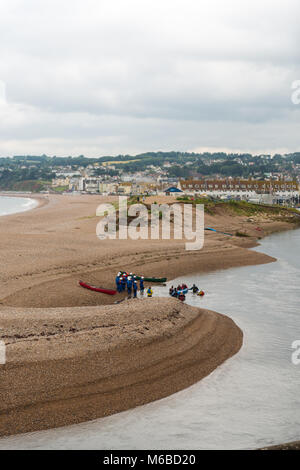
[0,0,299,157]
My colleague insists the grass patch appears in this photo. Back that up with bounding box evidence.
[176,196,217,215]
[52,185,69,193]
[235,231,250,237]
[177,196,300,219]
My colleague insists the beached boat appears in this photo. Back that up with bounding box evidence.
[79,280,117,295]
[120,272,167,283]
[136,276,167,283]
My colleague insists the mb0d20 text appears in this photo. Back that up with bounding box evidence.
[147,454,196,465]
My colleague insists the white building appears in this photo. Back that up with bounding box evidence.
[178,179,300,201]
[84,178,100,193]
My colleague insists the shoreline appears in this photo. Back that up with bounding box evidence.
[0,194,299,439]
[0,192,49,217]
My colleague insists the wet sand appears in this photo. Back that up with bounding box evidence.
[0,193,298,437]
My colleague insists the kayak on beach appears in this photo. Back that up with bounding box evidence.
[205,227,232,236]
[136,276,167,283]
[79,280,117,295]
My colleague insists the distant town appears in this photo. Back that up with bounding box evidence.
[0,151,299,206]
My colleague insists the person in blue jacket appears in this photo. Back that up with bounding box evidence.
[139,276,144,294]
[115,272,122,293]
[133,279,138,298]
[121,275,126,291]
[127,276,133,297]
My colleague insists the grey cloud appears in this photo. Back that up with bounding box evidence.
[0,0,299,155]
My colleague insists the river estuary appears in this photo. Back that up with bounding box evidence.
[0,228,299,449]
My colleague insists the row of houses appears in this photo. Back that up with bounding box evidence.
[178,179,299,198]
[52,176,300,203]
[67,177,158,195]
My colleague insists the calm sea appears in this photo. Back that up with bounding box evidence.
[0,196,37,216]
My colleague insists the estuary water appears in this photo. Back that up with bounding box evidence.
[0,196,37,216]
[0,228,299,449]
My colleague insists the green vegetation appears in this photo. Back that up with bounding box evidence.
[176,196,220,215]
[0,166,55,191]
[177,196,300,220]
[0,180,46,192]
[101,151,299,179]
[235,231,250,237]
[0,152,299,191]
[52,185,68,193]
[225,200,300,218]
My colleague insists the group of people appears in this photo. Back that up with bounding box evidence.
[115,272,204,302]
[169,283,204,301]
[169,283,188,301]
[115,272,153,298]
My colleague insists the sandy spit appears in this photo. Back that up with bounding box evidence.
[0,298,242,436]
[0,194,297,437]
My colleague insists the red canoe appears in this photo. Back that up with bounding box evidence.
[79,280,117,295]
